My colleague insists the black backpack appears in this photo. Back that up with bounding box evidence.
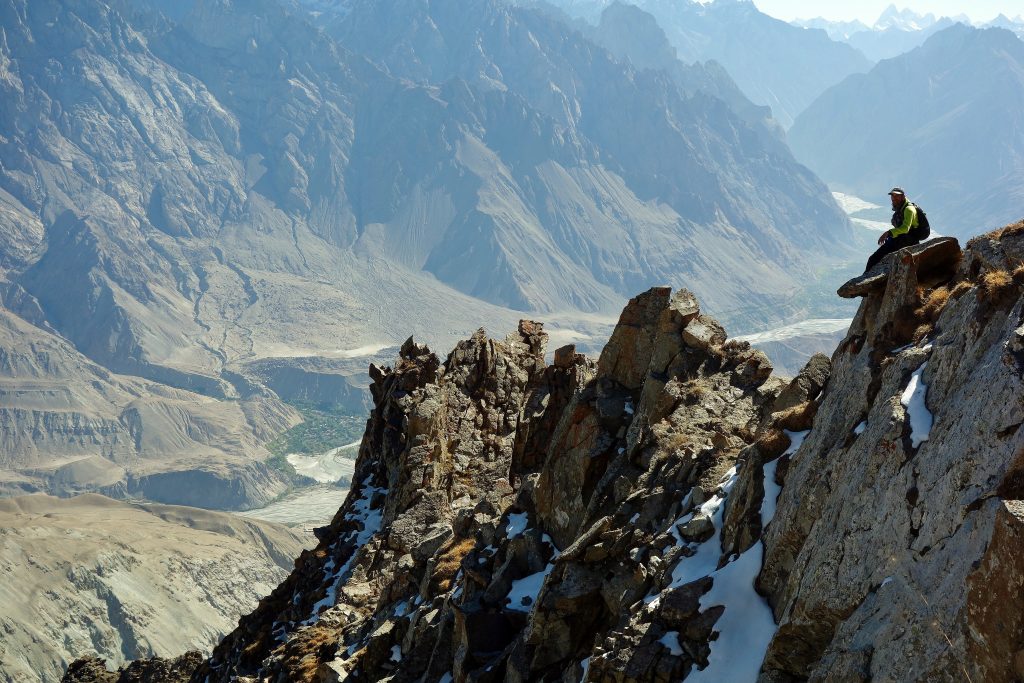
[910,202,931,239]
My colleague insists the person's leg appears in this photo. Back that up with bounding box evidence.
[865,238,899,272]
[865,234,916,272]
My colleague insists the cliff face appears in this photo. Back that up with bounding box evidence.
[66,224,1024,682]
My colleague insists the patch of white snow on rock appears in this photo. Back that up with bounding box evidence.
[505,511,529,538]
[653,429,811,681]
[504,533,561,612]
[901,362,932,448]
[658,631,685,656]
[301,476,386,626]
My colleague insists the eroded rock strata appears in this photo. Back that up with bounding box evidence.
[67,225,1024,682]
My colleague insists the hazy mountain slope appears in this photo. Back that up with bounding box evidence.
[0,303,301,506]
[585,2,777,135]
[326,0,856,324]
[794,6,979,63]
[986,13,1024,39]
[791,17,869,41]
[846,17,959,62]
[789,24,1024,237]
[546,0,872,128]
[0,493,308,683]
[0,0,859,500]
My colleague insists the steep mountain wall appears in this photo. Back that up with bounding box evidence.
[64,226,1024,682]
[545,0,872,128]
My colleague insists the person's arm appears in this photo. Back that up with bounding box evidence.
[890,204,916,238]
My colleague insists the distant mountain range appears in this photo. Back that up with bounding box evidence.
[544,0,872,128]
[0,0,856,506]
[789,24,1024,237]
[794,4,1023,62]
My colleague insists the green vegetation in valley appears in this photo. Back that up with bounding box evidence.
[268,402,367,459]
[266,451,302,481]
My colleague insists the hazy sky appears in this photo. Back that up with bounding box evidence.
[754,1,1023,24]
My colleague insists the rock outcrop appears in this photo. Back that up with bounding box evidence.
[64,226,1024,683]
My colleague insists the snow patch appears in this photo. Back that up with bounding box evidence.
[301,476,386,626]
[686,440,804,682]
[390,645,402,662]
[783,429,809,457]
[854,421,867,435]
[504,535,560,613]
[687,541,775,682]
[901,363,932,448]
[645,468,737,608]
[578,656,591,682]
[658,631,684,656]
[506,512,529,538]
[507,564,554,612]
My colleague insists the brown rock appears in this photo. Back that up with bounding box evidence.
[966,500,1024,683]
[837,237,960,298]
[678,514,715,543]
[658,578,712,628]
[62,653,203,683]
[553,343,578,368]
[597,286,672,390]
[682,315,727,352]
[773,353,831,414]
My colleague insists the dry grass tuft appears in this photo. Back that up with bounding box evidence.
[978,220,1024,243]
[917,286,949,322]
[988,220,1024,241]
[663,431,693,453]
[775,401,818,432]
[756,429,790,461]
[950,280,974,299]
[432,536,475,592]
[681,381,707,403]
[981,269,1014,300]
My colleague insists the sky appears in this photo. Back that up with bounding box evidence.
[752,1,1023,24]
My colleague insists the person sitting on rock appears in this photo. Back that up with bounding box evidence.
[864,187,930,272]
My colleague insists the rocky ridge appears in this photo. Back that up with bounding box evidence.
[65,224,1024,681]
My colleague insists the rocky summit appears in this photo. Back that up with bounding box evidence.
[66,223,1024,681]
